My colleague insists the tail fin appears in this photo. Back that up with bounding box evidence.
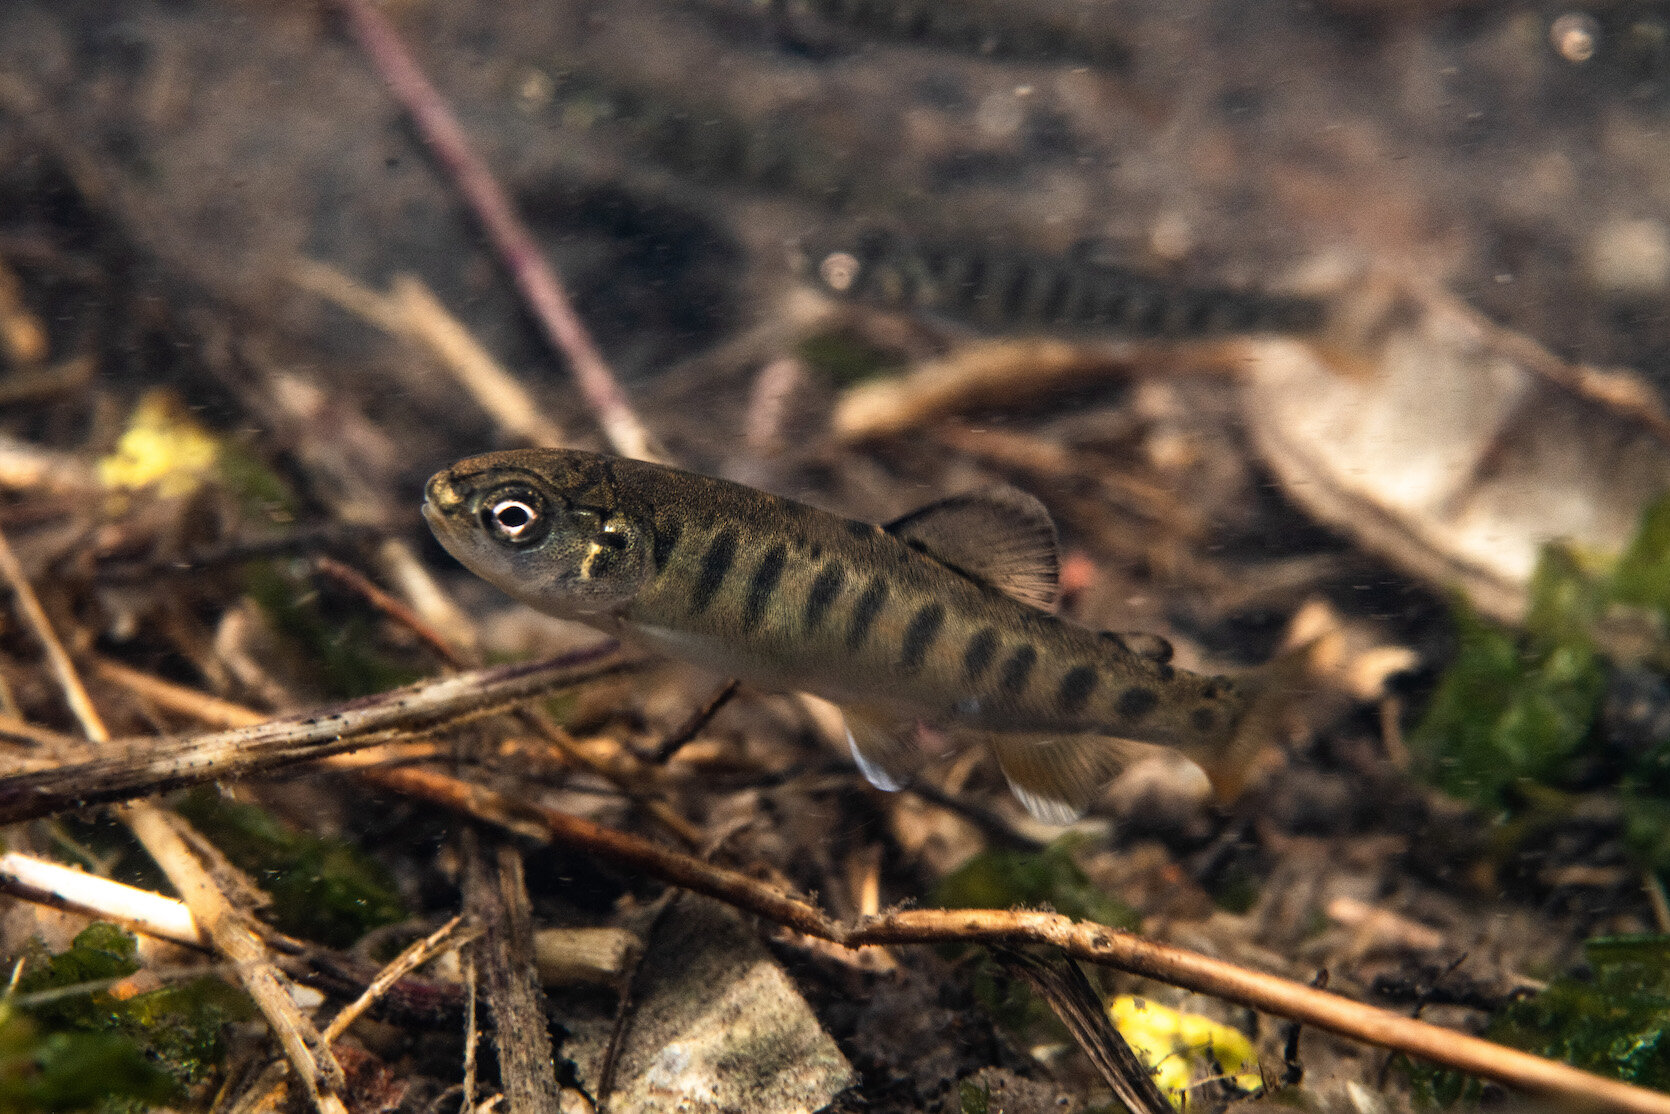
[1175,651,1309,802]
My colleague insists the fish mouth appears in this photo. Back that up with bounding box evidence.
[421,471,477,545]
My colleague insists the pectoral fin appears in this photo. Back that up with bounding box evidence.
[985,731,1144,824]
[842,705,921,793]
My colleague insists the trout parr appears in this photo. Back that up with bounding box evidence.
[423,449,1246,822]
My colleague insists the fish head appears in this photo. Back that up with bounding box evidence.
[423,450,653,617]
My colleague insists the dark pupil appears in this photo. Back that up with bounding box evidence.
[495,503,531,531]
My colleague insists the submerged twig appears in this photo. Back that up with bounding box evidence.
[0,524,350,1114]
[0,850,207,948]
[648,678,740,763]
[463,835,565,1113]
[993,948,1172,1114]
[334,0,661,463]
[0,644,641,823]
[321,914,472,1044]
[478,794,1670,1114]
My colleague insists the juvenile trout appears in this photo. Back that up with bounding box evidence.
[423,449,1245,822]
[808,229,1327,339]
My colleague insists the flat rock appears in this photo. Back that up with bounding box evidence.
[562,896,855,1114]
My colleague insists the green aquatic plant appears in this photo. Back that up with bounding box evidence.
[1409,933,1670,1105]
[1413,491,1670,818]
[2,924,254,1112]
[931,836,1137,929]
[175,787,407,947]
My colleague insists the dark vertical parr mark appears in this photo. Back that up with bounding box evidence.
[846,578,889,651]
[742,544,788,632]
[963,628,998,681]
[689,529,738,616]
[1058,666,1099,715]
[651,517,683,573]
[804,563,846,631]
[899,603,945,674]
[999,644,1038,695]
[1116,686,1159,722]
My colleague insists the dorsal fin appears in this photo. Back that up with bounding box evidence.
[885,486,1060,610]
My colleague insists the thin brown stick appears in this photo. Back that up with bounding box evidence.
[993,947,1172,1114]
[0,644,641,823]
[346,767,1670,1112]
[314,556,465,667]
[321,914,471,1044]
[0,525,350,1114]
[93,655,703,849]
[479,798,1665,1114]
[648,678,740,763]
[334,0,661,463]
[464,835,565,1113]
[0,528,104,740]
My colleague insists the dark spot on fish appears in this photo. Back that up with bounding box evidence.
[690,529,737,616]
[1202,676,1233,699]
[847,520,875,538]
[742,544,788,633]
[1191,707,1218,735]
[808,543,824,561]
[847,578,889,651]
[1115,686,1159,721]
[1155,662,1175,683]
[999,644,1038,695]
[1058,666,1098,714]
[651,517,682,573]
[963,628,998,681]
[900,602,945,674]
[805,562,846,631]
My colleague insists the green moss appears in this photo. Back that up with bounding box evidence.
[1412,492,1670,813]
[215,441,298,523]
[175,787,406,947]
[794,331,898,387]
[243,559,424,698]
[1412,934,1670,1104]
[1608,496,1670,617]
[2,924,255,1112]
[957,1079,991,1114]
[931,837,1138,930]
[1490,975,1670,1092]
[1411,598,1604,809]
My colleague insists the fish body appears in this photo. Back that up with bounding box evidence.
[423,449,1244,821]
[809,229,1326,339]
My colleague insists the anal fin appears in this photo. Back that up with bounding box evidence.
[842,705,921,793]
[984,731,1143,824]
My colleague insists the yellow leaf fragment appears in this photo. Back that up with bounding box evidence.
[1107,994,1261,1107]
[99,390,222,498]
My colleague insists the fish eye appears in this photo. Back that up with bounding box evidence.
[481,486,550,547]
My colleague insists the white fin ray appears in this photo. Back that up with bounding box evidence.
[986,731,1143,824]
[841,705,921,793]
